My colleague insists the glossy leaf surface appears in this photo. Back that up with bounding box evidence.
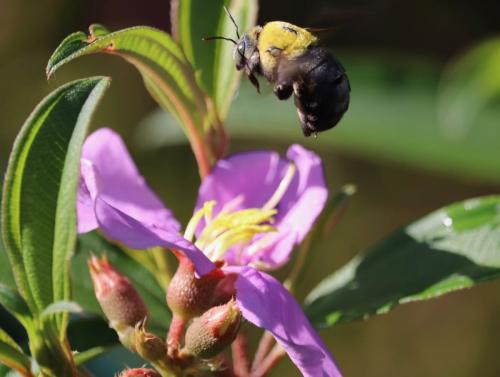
[305,196,500,328]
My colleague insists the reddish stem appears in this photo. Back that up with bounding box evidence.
[166,314,186,358]
[251,345,285,377]
[232,331,250,377]
[251,331,275,372]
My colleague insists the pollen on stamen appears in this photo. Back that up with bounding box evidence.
[187,202,277,262]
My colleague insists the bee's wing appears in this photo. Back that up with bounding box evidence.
[275,55,303,84]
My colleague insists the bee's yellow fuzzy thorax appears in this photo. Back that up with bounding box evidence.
[258,21,317,75]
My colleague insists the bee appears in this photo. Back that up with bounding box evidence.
[205,9,350,137]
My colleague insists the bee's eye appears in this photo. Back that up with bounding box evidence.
[237,43,245,54]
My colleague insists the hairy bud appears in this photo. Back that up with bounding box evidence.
[88,255,148,346]
[184,300,242,359]
[166,254,225,320]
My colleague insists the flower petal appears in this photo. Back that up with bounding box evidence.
[195,146,327,269]
[252,145,327,267]
[77,128,214,276]
[78,128,180,234]
[95,197,215,277]
[233,266,341,377]
[77,159,100,233]
[196,150,288,215]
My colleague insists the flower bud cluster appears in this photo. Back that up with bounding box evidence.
[88,254,242,375]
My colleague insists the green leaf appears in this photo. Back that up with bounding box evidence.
[73,232,172,334]
[0,285,31,327]
[73,346,113,366]
[0,225,15,289]
[1,77,110,330]
[0,329,32,376]
[438,38,500,140]
[46,25,215,162]
[175,0,258,119]
[305,195,500,328]
[41,301,83,320]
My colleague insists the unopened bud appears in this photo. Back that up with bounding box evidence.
[166,254,225,320]
[134,324,167,362]
[88,256,148,330]
[118,368,161,377]
[184,300,242,359]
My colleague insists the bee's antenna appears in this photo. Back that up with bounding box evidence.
[202,36,237,45]
[223,5,240,39]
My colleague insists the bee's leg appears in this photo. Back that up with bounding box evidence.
[248,72,261,93]
[273,82,293,100]
[293,93,312,137]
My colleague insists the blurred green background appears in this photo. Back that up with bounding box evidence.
[1,0,500,376]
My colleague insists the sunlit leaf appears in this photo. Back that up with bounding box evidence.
[41,301,83,320]
[438,38,500,140]
[73,346,113,366]
[0,329,32,376]
[175,0,258,119]
[47,25,218,170]
[73,232,171,334]
[305,196,500,328]
[1,77,110,336]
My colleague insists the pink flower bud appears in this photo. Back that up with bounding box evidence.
[166,254,225,320]
[118,368,161,377]
[88,256,148,329]
[184,300,242,359]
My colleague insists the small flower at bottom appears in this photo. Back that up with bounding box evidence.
[183,299,242,359]
[117,368,161,377]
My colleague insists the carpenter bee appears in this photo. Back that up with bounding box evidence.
[205,9,350,137]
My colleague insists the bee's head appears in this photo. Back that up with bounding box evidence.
[234,27,261,71]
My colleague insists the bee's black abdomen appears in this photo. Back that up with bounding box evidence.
[293,47,350,136]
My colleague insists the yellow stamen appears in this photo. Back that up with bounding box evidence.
[184,200,216,241]
[196,208,277,250]
[262,163,296,211]
[206,225,276,262]
[184,163,296,263]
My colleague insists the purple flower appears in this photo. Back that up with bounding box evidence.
[77,128,340,377]
[195,146,327,269]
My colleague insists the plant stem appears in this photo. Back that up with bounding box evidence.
[166,315,186,358]
[250,345,285,377]
[283,232,314,295]
[250,331,275,373]
[232,331,250,377]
